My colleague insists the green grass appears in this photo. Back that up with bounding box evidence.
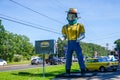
[0,63,80,80]
[8,60,30,65]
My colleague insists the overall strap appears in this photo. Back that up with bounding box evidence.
[65,24,69,40]
[76,23,79,40]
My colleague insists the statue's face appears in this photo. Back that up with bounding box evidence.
[67,13,77,21]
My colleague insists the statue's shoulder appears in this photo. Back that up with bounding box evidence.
[63,24,69,28]
[77,23,83,26]
[77,23,84,27]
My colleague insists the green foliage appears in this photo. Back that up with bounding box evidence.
[114,39,120,57]
[13,54,23,62]
[114,39,120,50]
[81,42,108,57]
[57,37,67,57]
[0,20,34,62]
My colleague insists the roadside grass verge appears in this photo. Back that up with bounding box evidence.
[0,63,79,80]
[8,60,30,65]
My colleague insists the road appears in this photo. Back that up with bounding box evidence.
[0,64,43,72]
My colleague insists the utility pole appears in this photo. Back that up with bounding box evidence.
[106,43,109,55]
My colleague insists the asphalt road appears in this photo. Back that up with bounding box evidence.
[0,64,43,72]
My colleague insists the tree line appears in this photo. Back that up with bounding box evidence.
[0,20,34,62]
[114,39,120,59]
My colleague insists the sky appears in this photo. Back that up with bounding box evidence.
[0,0,120,50]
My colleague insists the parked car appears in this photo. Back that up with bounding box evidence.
[85,57,119,72]
[0,59,7,66]
[72,57,78,62]
[107,55,118,61]
[46,56,62,65]
[31,57,43,65]
[60,57,66,63]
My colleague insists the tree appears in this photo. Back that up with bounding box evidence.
[57,37,66,57]
[114,39,120,59]
[0,20,34,62]
[0,20,8,60]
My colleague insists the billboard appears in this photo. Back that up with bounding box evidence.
[35,39,55,54]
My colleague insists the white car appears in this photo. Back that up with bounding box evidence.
[31,57,43,65]
[0,59,7,66]
[108,55,118,61]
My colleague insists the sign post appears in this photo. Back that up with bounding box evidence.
[42,53,45,77]
[35,39,55,77]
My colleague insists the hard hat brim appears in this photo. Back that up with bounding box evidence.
[65,11,80,14]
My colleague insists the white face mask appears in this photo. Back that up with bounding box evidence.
[67,13,77,21]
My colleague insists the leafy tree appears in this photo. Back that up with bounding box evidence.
[0,20,34,62]
[57,37,66,57]
[81,42,108,57]
[114,39,120,58]
[0,20,8,60]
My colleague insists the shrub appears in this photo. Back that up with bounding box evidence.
[13,54,23,62]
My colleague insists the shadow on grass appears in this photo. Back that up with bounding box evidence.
[12,70,65,80]
[11,69,82,79]
[11,68,120,80]
[12,71,58,77]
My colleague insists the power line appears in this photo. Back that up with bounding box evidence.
[9,0,64,24]
[0,16,61,35]
[0,13,58,31]
[51,0,68,9]
[57,0,69,8]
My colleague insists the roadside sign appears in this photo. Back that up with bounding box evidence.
[35,39,55,77]
[35,39,55,54]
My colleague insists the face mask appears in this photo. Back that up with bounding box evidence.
[68,19,77,25]
[67,13,77,21]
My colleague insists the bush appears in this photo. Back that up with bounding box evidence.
[13,54,23,62]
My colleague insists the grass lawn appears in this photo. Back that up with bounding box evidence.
[8,60,30,65]
[0,63,79,80]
